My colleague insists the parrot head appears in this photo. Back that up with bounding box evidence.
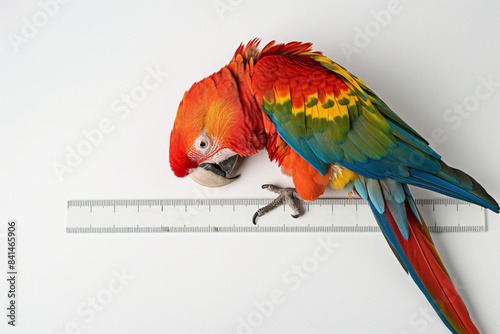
[169,67,264,187]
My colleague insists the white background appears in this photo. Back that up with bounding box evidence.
[1,0,500,333]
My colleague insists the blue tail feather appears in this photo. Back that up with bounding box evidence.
[367,199,457,334]
[408,168,499,212]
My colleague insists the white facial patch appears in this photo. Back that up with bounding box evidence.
[206,148,238,164]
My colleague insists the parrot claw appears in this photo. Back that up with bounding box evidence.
[253,184,303,224]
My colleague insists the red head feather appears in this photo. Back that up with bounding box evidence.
[169,65,265,177]
[170,39,317,178]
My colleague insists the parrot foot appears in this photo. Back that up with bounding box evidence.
[253,184,302,224]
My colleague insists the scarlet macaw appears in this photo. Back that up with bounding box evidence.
[169,39,499,333]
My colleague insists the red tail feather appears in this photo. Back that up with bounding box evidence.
[385,202,479,333]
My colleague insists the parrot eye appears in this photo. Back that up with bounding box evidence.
[195,134,211,152]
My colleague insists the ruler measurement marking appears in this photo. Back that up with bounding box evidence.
[67,198,485,234]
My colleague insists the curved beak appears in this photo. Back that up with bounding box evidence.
[189,155,240,188]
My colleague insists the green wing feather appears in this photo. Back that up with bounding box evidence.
[251,49,499,212]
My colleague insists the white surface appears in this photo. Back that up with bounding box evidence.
[1,0,500,333]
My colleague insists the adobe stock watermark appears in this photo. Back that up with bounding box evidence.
[178,186,222,225]
[397,281,467,333]
[429,74,500,146]
[7,0,72,53]
[340,0,407,63]
[224,235,340,334]
[51,64,169,182]
[402,74,499,169]
[398,306,437,334]
[48,268,134,334]
[213,0,243,20]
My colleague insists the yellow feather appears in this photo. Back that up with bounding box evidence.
[329,164,359,190]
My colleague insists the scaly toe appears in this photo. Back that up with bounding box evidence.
[253,184,303,224]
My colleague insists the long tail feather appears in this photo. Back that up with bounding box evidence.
[357,181,479,334]
[407,163,499,213]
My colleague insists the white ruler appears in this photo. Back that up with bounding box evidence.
[66,198,485,233]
